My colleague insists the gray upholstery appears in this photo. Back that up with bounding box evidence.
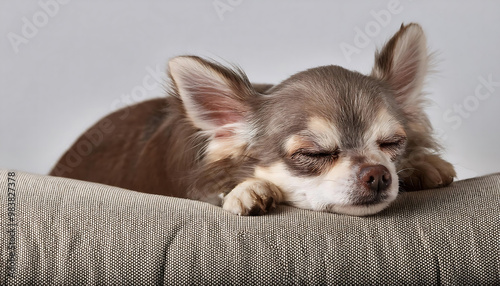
[1,169,499,285]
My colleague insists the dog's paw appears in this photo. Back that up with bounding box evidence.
[399,153,456,191]
[222,179,283,216]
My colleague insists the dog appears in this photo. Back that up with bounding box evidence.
[50,23,455,216]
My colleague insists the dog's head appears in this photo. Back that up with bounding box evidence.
[168,23,429,216]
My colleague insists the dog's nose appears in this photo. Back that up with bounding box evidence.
[359,165,392,193]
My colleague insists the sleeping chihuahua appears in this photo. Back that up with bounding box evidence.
[50,23,455,216]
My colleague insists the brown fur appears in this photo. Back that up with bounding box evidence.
[50,23,456,216]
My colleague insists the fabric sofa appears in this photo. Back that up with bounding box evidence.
[1,169,499,284]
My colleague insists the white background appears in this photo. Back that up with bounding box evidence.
[1,0,499,180]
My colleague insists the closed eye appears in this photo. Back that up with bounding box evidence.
[288,148,339,175]
[379,141,403,149]
[378,136,407,160]
[293,148,340,159]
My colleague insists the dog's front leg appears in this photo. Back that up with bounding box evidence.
[398,151,456,192]
[222,179,283,216]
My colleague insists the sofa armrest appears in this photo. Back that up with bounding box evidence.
[1,170,499,284]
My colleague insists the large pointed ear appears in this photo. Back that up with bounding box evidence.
[168,56,254,133]
[371,23,429,111]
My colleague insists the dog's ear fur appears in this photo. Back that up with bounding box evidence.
[168,56,254,134]
[372,23,428,114]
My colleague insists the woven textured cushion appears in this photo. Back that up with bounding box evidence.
[1,169,499,284]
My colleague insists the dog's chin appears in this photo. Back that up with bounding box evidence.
[305,185,399,217]
[325,200,393,217]
[286,194,396,217]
